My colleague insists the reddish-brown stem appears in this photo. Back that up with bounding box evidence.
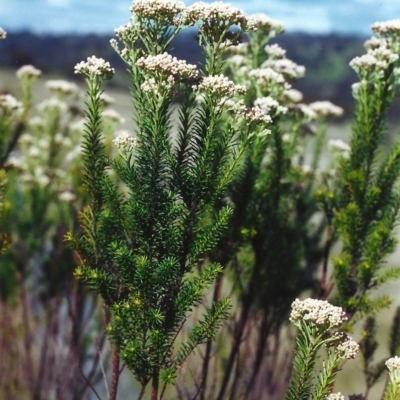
[151,367,159,400]
[109,347,120,400]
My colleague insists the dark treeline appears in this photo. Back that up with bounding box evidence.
[0,30,374,117]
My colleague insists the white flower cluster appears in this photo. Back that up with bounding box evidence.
[371,19,400,36]
[228,55,247,67]
[326,393,345,400]
[37,98,68,114]
[386,356,400,373]
[226,42,249,55]
[328,139,351,153]
[74,56,115,80]
[16,65,42,80]
[364,36,387,50]
[350,44,399,75]
[248,14,284,36]
[249,67,286,86]
[254,96,287,115]
[261,59,305,80]
[0,94,23,113]
[130,0,185,21]
[136,53,198,81]
[183,2,254,30]
[113,131,138,152]
[281,88,303,103]
[197,75,246,98]
[233,101,272,125]
[0,27,6,39]
[264,44,286,59]
[100,92,116,106]
[103,109,126,125]
[336,336,359,359]
[290,298,347,330]
[46,80,78,96]
[309,101,343,117]
[114,23,136,43]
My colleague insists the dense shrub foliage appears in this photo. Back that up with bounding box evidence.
[2,6,400,400]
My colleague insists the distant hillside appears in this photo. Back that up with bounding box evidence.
[0,30,384,118]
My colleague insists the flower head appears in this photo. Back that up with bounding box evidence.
[136,53,198,82]
[262,58,305,80]
[386,356,400,383]
[309,101,343,118]
[130,0,185,22]
[254,96,287,116]
[183,2,251,29]
[328,139,351,153]
[264,43,286,59]
[113,131,138,152]
[16,65,42,81]
[74,56,115,81]
[197,75,246,98]
[336,335,359,359]
[290,298,347,330]
[46,80,78,97]
[327,393,345,400]
[247,14,284,36]
[371,19,400,36]
[0,94,23,114]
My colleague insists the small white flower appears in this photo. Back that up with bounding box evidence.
[386,356,400,372]
[59,191,77,202]
[183,2,252,31]
[74,56,115,80]
[281,88,303,103]
[327,393,345,400]
[290,298,347,330]
[254,96,287,115]
[262,58,305,80]
[46,80,78,96]
[16,65,42,80]
[113,130,138,152]
[38,98,68,114]
[197,75,246,98]
[249,67,286,85]
[328,139,351,153]
[103,109,125,125]
[336,336,359,359]
[371,19,400,36]
[0,28,6,39]
[100,92,116,106]
[0,94,23,113]
[28,147,41,158]
[136,53,198,81]
[264,43,286,58]
[247,14,284,36]
[130,0,186,22]
[309,101,343,117]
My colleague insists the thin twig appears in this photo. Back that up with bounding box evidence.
[79,366,102,400]
[97,339,110,398]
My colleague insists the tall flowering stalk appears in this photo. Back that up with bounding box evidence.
[285,299,359,400]
[384,356,400,400]
[330,20,400,316]
[69,1,268,399]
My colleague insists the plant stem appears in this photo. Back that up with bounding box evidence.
[151,367,159,400]
[109,347,120,400]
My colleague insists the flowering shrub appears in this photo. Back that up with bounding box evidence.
[1,7,400,400]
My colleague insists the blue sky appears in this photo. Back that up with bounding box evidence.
[1,0,400,35]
